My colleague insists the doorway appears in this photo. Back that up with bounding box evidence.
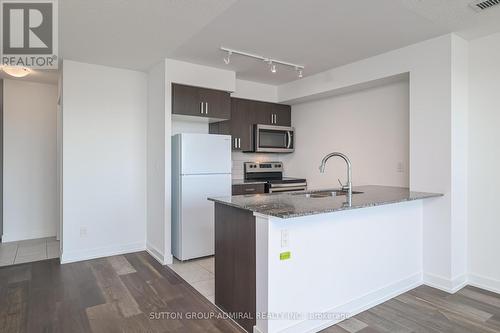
[0,71,60,267]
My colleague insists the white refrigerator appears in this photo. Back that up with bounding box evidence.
[172,133,232,261]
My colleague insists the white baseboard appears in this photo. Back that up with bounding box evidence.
[164,253,173,265]
[275,273,422,333]
[253,326,264,333]
[423,272,468,293]
[2,232,57,243]
[468,273,500,294]
[60,242,145,264]
[146,243,169,265]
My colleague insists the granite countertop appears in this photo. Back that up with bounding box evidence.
[232,179,268,185]
[208,185,442,219]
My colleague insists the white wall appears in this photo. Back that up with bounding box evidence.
[146,60,167,264]
[468,31,500,293]
[61,60,147,263]
[285,79,409,189]
[171,118,209,135]
[3,80,58,242]
[232,79,278,103]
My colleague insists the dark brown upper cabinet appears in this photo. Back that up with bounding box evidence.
[209,97,291,152]
[209,98,255,152]
[172,83,230,120]
[272,103,292,126]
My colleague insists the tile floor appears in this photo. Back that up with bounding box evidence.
[167,256,215,303]
[0,237,60,267]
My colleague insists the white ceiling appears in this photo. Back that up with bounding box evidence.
[59,0,500,84]
[400,0,500,40]
[59,0,237,70]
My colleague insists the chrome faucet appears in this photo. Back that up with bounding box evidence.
[319,152,352,193]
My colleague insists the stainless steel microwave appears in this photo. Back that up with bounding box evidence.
[254,124,294,153]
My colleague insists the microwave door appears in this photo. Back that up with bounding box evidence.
[255,125,294,152]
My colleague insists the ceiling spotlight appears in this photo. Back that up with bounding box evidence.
[220,47,304,77]
[270,62,277,73]
[295,66,303,78]
[1,66,31,78]
[223,51,232,65]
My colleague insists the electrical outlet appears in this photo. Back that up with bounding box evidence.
[397,162,404,173]
[281,229,289,248]
[80,226,87,237]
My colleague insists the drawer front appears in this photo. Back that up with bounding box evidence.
[232,184,266,196]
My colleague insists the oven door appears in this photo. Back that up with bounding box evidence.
[255,124,294,153]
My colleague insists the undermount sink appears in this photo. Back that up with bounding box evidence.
[294,190,363,198]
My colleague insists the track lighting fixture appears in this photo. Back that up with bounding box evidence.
[297,68,303,78]
[223,51,232,65]
[270,62,277,73]
[220,46,304,78]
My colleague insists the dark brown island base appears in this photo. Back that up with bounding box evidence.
[214,203,256,332]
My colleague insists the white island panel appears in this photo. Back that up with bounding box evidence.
[255,200,423,333]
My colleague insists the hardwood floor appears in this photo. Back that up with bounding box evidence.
[0,251,242,333]
[1,251,500,333]
[322,285,500,333]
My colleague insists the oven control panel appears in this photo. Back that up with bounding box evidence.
[244,162,283,173]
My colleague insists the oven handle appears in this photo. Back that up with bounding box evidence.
[269,186,307,193]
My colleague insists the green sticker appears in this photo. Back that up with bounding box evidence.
[280,251,291,260]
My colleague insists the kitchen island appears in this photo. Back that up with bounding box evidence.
[208,186,441,333]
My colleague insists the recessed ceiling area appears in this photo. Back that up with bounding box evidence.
[170,0,452,84]
[59,0,500,84]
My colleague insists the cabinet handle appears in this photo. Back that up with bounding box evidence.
[274,114,277,124]
[271,113,274,124]
[234,138,238,148]
[238,138,241,149]
[245,188,256,192]
[200,102,204,114]
[205,102,208,114]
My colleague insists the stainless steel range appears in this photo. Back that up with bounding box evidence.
[244,162,307,193]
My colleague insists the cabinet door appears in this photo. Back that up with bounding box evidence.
[253,100,274,125]
[273,104,292,126]
[231,98,255,151]
[200,88,231,120]
[172,84,204,117]
[209,120,231,136]
[232,184,266,195]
